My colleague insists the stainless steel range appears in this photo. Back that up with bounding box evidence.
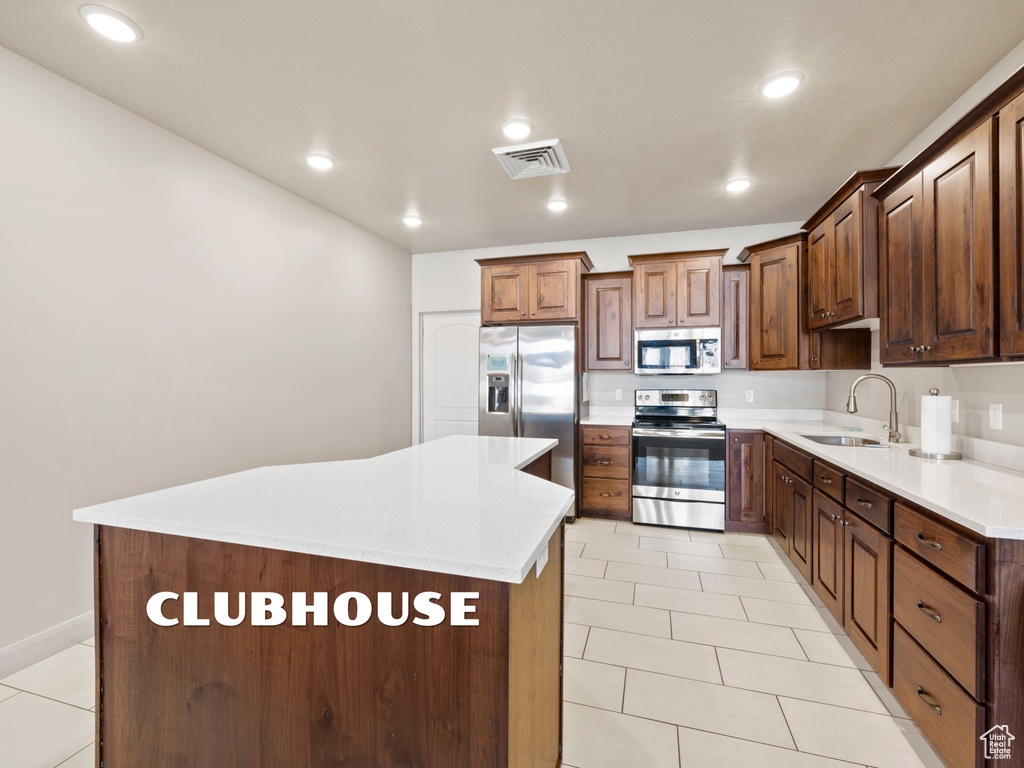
[632,389,726,531]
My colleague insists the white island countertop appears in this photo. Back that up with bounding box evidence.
[73,436,572,583]
[726,419,1024,540]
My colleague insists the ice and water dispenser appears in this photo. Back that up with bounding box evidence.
[485,355,511,414]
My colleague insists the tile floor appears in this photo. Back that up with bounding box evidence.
[0,519,947,768]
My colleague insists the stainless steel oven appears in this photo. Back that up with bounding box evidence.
[632,389,726,530]
[634,328,721,375]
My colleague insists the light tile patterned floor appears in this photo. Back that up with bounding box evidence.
[0,518,948,768]
[562,518,948,768]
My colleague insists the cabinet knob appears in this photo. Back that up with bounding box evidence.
[908,346,919,353]
[521,312,526,316]
[923,346,931,351]
[734,438,739,442]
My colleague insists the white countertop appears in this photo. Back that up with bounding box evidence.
[730,419,1024,540]
[73,436,572,583]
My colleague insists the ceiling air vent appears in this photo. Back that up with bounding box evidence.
[491,139,571,180]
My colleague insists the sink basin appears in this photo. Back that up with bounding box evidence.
[800,434,885,447]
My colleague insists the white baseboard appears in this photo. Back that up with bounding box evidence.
[0,611,94,678]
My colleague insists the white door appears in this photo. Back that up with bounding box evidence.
[421,311,481,442]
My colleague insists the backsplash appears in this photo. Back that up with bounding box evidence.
[586,370,826,409]
[825,332,1024,449]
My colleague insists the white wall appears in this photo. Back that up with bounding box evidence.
[0,47,412,661]
[826,41,1024,447]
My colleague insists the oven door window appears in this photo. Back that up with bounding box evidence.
[637,339,699,373]
[632,432,725,499]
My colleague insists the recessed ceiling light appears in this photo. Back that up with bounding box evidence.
[403,215,423,228]
[726,178,752,193]
[304,153,335,171]
[547,199,568,212]
[501,119,534,140]
[79,5,141,42]
[759,71,804,99]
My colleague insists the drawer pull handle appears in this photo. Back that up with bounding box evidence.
[916,686,943,715]
[819,476,833,485]
[598,435,613,440]
[596,460,614,465]
[916,601,942,623]
[598,492,615,497]
[856,498,873,509]
[916,533,943,550]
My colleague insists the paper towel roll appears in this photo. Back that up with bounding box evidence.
[921,390,952,454]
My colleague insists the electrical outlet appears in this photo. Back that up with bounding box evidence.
[951,399,959,423]
[614,389,623,401]
[745,390,754,403]
[990,403,1003,430]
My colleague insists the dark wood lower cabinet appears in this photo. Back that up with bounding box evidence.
[770,461,792,554]
[725,430,766,533]
[788,475,814,583]
[844,510,893,685]
[812,490,844,622]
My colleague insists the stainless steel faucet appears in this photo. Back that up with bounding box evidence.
[846,374,902,443]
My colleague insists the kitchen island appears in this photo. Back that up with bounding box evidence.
[73,435,571,768]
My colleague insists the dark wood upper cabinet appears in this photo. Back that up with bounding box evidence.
[999,90,1024,357]
[879,174,924,364]
[584,272,633,371]
[629,250,724,329]
[726,430,766,533]
[477,252,593,326]
[748,235,802,370]
[803,168,896,330]
[999,88,1024,358]
[721,266,749,370]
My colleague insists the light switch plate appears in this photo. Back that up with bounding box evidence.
[990,403,1003,430]
[745,390,754,403]
[615,389,623,401]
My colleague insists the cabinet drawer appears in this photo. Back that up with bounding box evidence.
[581,425,630,446]
[844,477,893,534]
[772,440,813,481]
[894,503,984,592]
[894,547,985,699]
[580,478,630,513]
[582,445,630,480]
[813,460,844,504]
[892,625,984,768]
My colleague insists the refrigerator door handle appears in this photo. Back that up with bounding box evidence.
[516,353,524,438]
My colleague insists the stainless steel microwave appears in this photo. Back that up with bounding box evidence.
[634,328,722,375]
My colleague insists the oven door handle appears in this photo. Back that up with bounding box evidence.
[632,428,725,440]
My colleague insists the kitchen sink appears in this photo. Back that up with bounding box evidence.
[800,434,885,447]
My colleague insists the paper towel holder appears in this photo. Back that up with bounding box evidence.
[909,388,963,461]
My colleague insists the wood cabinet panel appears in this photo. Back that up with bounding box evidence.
[676,256,721,327]
[844,477,893,535]
[580,478,630,516]
[482,264,529,323]
[584,274,632,371]
[893,546,985,699]
[844,510,892,684]
[894,503,985,592]
[999,89,1024,356]
[726,430,766,532]
[920,119,996,362]
[581,425,630,446]
[808,223,833,330]
[750,241,800,370]
[530,259,578,321]
[812,490,845,623]
[789,475,814,584]
[879,175,923,363]
[582,445,630,480]
[813,461,844,505]
[831,196,863,324]
[721,266,749,370]
[772,440,813,482]
[634,262,676,328]
[892,625,984,768]
[771,460,792,555]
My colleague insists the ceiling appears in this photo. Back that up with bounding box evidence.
[2,1,1023,254]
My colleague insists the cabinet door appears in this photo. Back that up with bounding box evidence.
[831,194,864,325]
[676,256,721,327]
[812,491,844,623]
[807,220,834,330]
[726,431,764,530]
[634,262,676,328]
[920,118,996,363]
[879,174,924,364]
[771,461,792,554]
[844,511,893,684]
[585,276,633,371]
[789,475,814,584]
[529,259,578,321]
[721,267,749,370]
[1000,91,1024,356]
[481,264,529,324]
[750,242,800,370]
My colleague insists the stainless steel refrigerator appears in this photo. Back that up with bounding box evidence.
[479,325,579,518]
